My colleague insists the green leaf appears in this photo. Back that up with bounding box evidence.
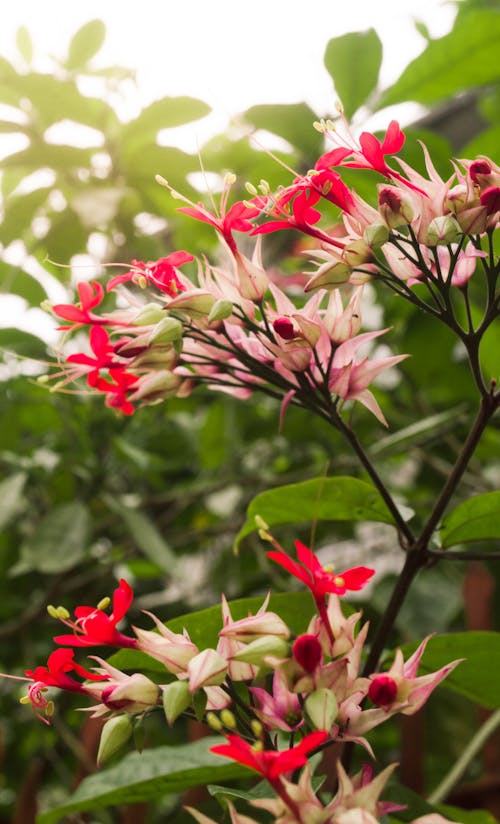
[122,96,211,151]
[324,29,383,121]
[1,268,48,306]
[0,472,27,530]
[13,501,90,575]
[437,803,498,824]
[463,124,500,164]
[66,20,106,70]
[242,102,322,157]
[104,497,177,574]
[36,738,250,823]
[235,476,396,550]
[1,144,92,172]
[109,591,316,673]
[379,12,500,108]
[440,491,500,548]
[16,26,33,63]
[1,186,52,246]
[400,632,500,709]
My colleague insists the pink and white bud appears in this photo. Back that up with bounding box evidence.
[305,260,352,292]
[128,370,182,403]
[323,288,363,344]
[219,610,290,642]
[167,289,216,318]
[133,614,199,674]
[378,186,414,228]
[427,215,462,246]
[187,649,227,692]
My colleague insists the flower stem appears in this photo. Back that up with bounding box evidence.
[428,708,500,805]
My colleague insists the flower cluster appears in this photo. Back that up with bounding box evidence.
[45,117,499,426]
[12,539,460,822]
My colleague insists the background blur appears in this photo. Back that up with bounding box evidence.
[1,1,500,821]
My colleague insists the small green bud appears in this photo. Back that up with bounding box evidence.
[220,709,237,729]
[363,222,389,249]
[134,303,166,326]
[97,715,132,767]
[232,635,290,665]
[162,680,191,726]
[250,719,263,738]
[207,299,233,323]
[427,215,462,246]
[148,316,183,344]
[304,688,338,731]
[206,712,223,731]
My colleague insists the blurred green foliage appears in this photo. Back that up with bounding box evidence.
[1,6,500,823]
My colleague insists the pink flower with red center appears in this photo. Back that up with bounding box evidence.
[107,251,194,294]
[54,579,137,649]
[53,281,109,330]
[211,730,327,781]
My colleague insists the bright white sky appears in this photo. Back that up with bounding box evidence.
[0,0,456,343]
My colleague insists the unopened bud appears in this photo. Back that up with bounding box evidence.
[364,222,389,249]
[343,239,372,267]
[378,187,414,228]
[250,719,264,738]
[480,186,500,215]
[220,709,237,729]
[134,303,166,326]
[232,635,290,666]
[368,675,398,707]
[149,316,183,344]
[208,299,233,323]
[293,634,322,673]
[427,215,462,246]
[304,261,352,293]
[97,715,132,767]
[273,317,296,340]
[305,688,338,731]
[162,680,191,726]
[206,712,223,731]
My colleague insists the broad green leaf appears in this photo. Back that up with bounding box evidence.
[1,144,92,172]
[401,632,500,709]
[0,472,27,530]
[242,102,322,157]
[109,591,316,673]
[122,96,211,152]
[379,12,500,108]
[462,123,500,163]
[440,491,500,548]
[13,501,90,575]
[37,738,249,824]
[16,26,33,63]
[104,496,177,573]
[324,29,383,121]
[438,804,498,824]
[66,20,106,70]
[235,476,396,549]
[1,186,52,245]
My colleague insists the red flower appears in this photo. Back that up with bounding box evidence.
[66,326,119,385]
[54,579,137,649]
[107,251,194,294]
[211,730,327,781]
[267,540,374,608]
[91,369,139,415]
[179,199,264,253]
[25,648,106,692]
[53,281,109,330]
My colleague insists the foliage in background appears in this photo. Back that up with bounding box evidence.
[0,3,499,822]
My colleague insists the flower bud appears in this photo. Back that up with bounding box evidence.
[231,635,290,665]
[128,370,181,403]
[427,215,462,246]
[293,634,322,673]
[304,261,352,292]
[343,239,373,267]
[363,222,389,249]
[220,709,237,729]
[101,674,160,713]
[208,299,234,323]
[378,186,414,228]
[305,688,338,731]
[480,186,500,215]
[162,680,191,726]
[134,303,166,326]
[469,159,492,183]
[368,674,398,707]
[187,649,227,692]
[97,715,132,767]
[273,317,296,340]
[206,711,223,731]
[167,289,216,319]
[148,316,183,344]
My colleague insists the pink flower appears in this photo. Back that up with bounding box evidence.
[250,670,303,732]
